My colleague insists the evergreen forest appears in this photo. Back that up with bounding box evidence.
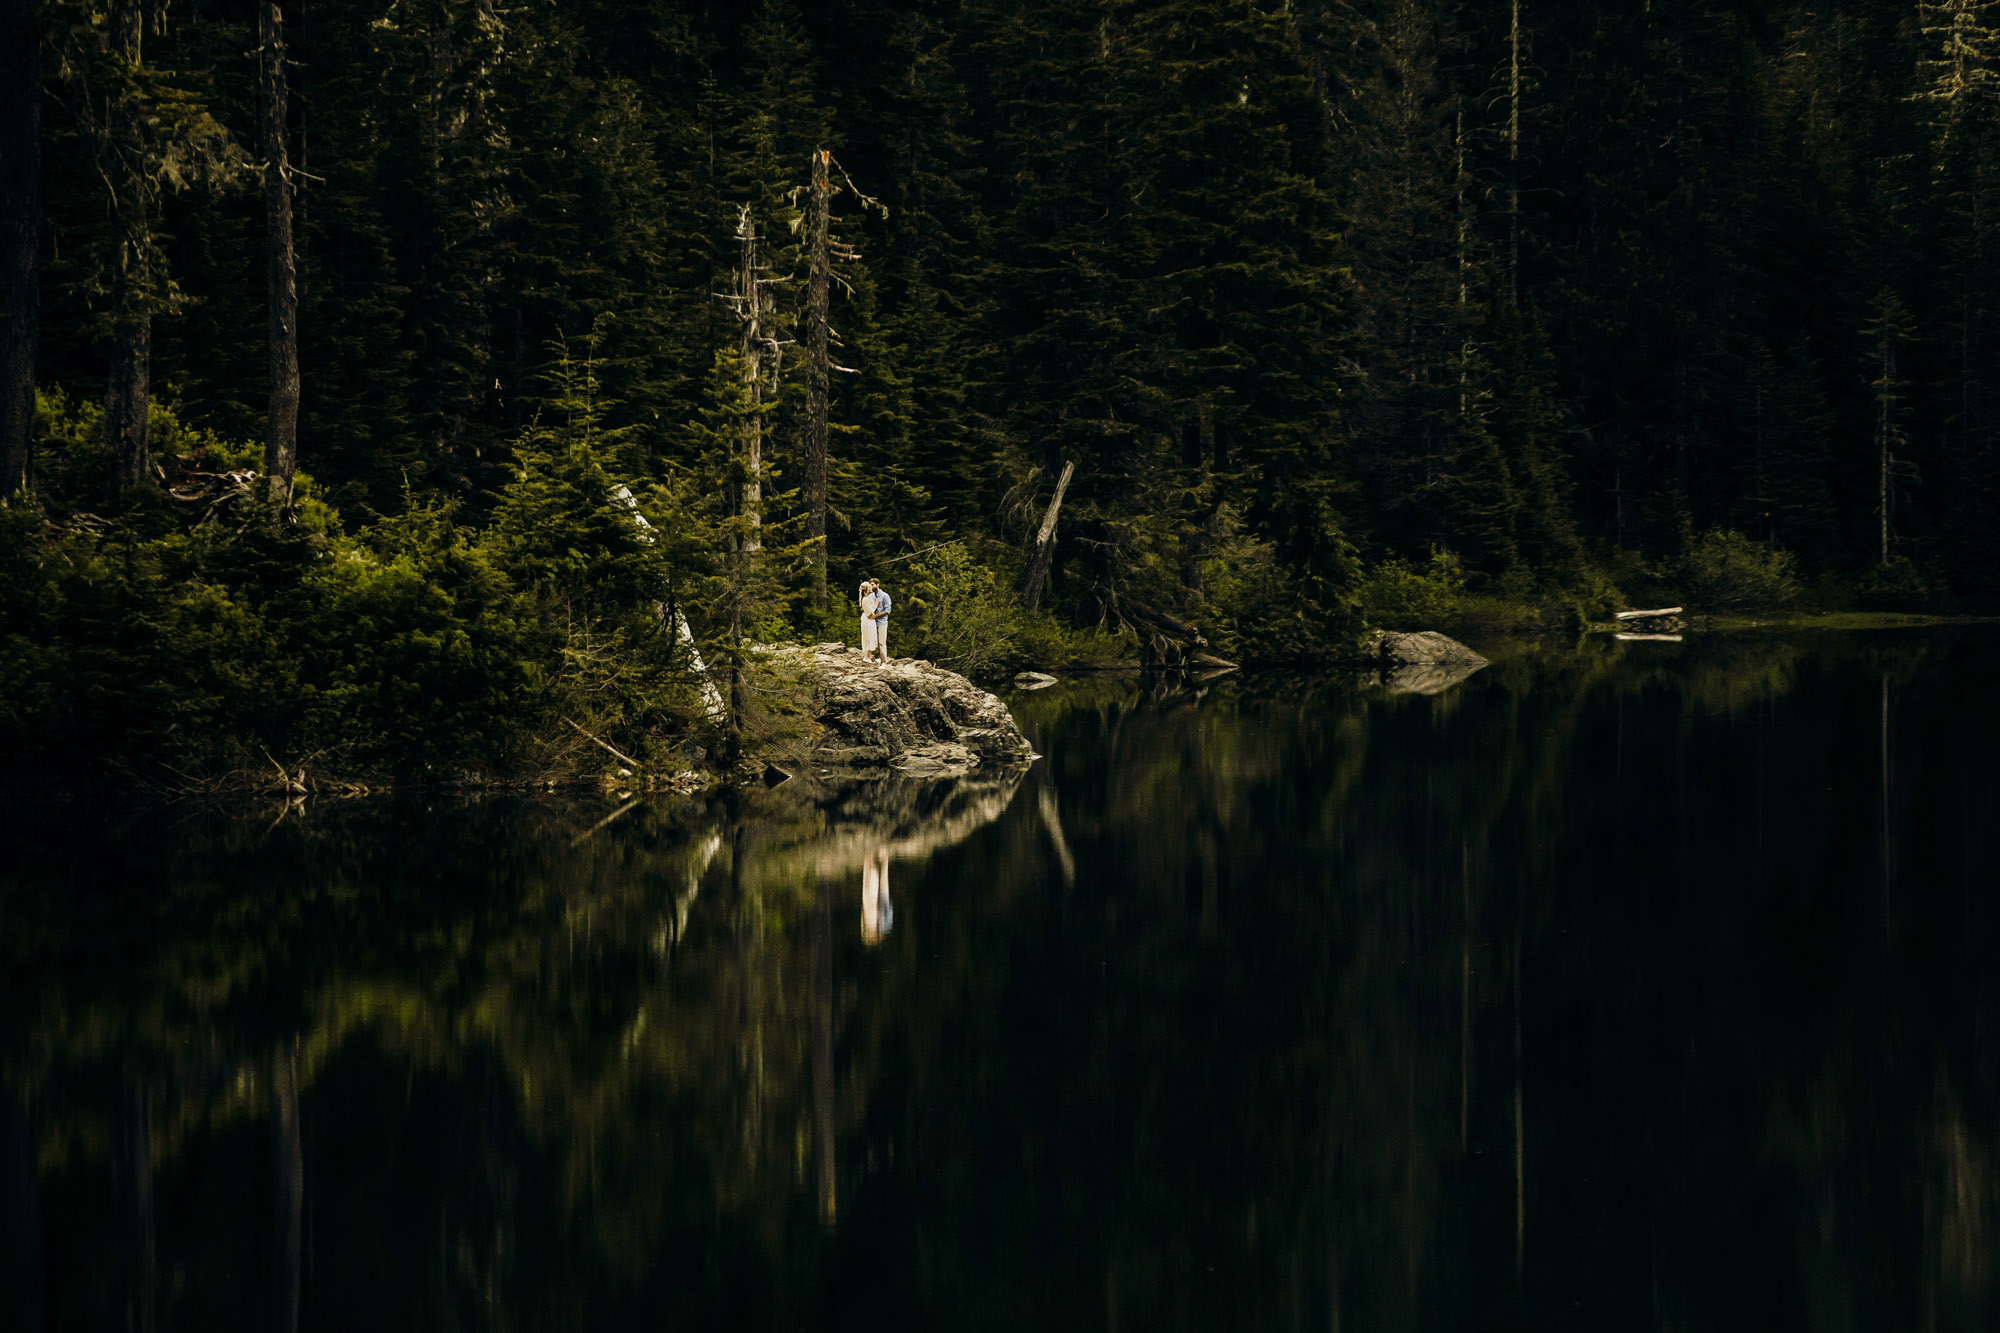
[3,0,1999,782]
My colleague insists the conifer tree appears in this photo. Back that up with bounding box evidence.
[1339,0,1465,555]
[1861,288,1917,566]
[260,0,299,509]
[1742,340,1840,566]
[1916,0,2000,595]
[102,0,159,497]
[0,0,40,496]
[805,146,830,605]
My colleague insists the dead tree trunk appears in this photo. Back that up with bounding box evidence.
[806,147,830,606]
[608,485,728,720]
[1019,459,1075,614]
[260,0,299,510]
[103,0,151,500]
[723,206,767,763]
[0,0,40,497]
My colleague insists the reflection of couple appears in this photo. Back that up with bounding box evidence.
[857,578,893,665]
[860,847,893,945]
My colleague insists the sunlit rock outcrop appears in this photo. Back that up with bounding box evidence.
[765,644,1036,777]
[1364,630,1489,695]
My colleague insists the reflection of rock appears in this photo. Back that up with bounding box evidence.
[893,741,979,775]
[1014,671,1059,690]
[1363,630,1488,695]
[743,766,1029,884]
[1378,660,1488,695]
[781,645,1035,776]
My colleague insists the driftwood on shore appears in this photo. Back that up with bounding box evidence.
[1612,606,1686,634]
[1120,597,1238,670]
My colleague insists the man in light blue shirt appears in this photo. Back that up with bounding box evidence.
[867,579,892,663]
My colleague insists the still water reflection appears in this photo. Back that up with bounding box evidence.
[3,630,1999,1331]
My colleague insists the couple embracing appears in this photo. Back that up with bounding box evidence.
[857,578,893,664]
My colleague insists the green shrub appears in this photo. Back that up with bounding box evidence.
[1556,565,1626,630]
[1853,556,1930,611]
[1358,550,1466,629]
[1673,529,1800,611]
[908,542,1020,677]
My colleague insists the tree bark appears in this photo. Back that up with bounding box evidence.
[103,0,151,500]
[104,316,151,497]
[0,0,40,497]
[261,0,300,510]
[1019,459,1075,614]
[806,147,830,605]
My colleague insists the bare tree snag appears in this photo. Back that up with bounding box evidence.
[1019,459,1075,614]
[104,0,152,500]
[0,0,40,497]
[806,147,830,606]
[261,0,299,510]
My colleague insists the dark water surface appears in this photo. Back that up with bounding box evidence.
[5,630,2000,1331]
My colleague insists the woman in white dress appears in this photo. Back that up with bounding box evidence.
[858,580,878,655]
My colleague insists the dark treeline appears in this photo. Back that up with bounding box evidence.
[2,0,1997,778]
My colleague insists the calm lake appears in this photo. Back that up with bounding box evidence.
[4,629,1999,1331]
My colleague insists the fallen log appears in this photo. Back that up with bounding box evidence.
[1611,606,1686,633]
[564,717,643,770]
[610,485,728,719]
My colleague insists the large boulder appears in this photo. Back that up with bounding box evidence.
[1363,630,1488,695]
[768,644,1035,777]
[1366,629,1487,666]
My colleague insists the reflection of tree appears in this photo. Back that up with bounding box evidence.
[2,628,1996,1328]
[0,767,1029,1325]
[936,631,2000,1329]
